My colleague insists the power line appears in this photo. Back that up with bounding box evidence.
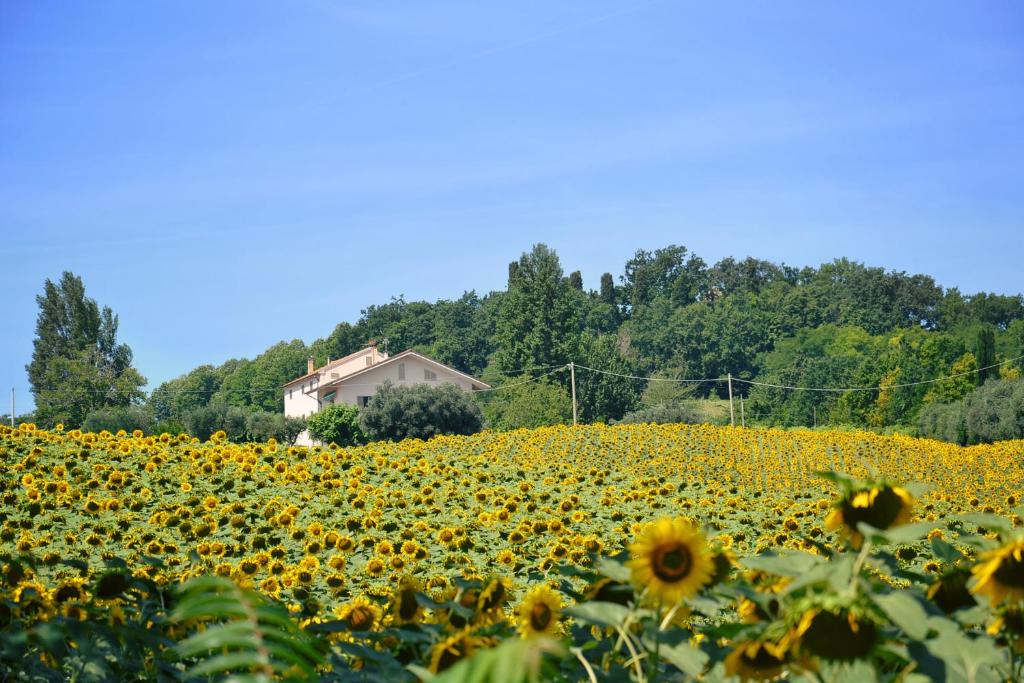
[475,366,568,393]
[572,364,723,383]
[730,354,1024,393]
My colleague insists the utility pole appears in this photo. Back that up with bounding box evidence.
[569,363,578,426]
[727,373,735,427]
[10,387,14,427]
[740,395,745,427]
[813,406,817,428]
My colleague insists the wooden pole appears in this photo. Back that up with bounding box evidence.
[9,388,14,427]
[727,373,735,427]
[569,363,578,426]
[740,395,745,427]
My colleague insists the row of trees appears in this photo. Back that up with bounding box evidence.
[24,244,1024,442]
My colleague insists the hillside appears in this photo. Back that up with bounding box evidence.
[148,244,1024,435]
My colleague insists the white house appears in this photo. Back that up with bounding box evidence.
[283,342,490,445]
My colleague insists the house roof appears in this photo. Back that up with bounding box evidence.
[282,346,383,388]
[318,350,491,390]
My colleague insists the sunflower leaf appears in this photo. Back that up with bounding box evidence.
[594,557,631,583]
[564,602,630,628]
[872,592,929,640]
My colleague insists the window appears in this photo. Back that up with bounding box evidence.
[288,389,293,399]
[424,369,437,381]
[357,396,371,408]
[398,363,405,380]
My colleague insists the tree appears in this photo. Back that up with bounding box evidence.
[975,326,997,385]
[494,244,581,373]
[360,382,483,442]
[27,272,146,427]
[307,404,365,446]
[573,332,642,422]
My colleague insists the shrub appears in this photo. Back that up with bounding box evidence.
[307,404,364,447]
[614,402,706,425]
[360,382,483,442]
[480,379,570,431]
[918,377,1024,444]
[83,405,155,434]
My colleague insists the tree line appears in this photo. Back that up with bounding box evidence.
[24,244,1024,442]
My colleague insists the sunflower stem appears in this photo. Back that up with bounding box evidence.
[648,601,662,681]
[849,539,872,591]
[571,646,599,683]
[616,623,646,683]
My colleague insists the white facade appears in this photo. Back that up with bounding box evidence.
[282,346,488,445]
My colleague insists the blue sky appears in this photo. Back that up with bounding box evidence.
[2,1,1022,408]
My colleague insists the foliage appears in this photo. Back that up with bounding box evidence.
[83,405,156,434]
[479,376,571,431]
[307,403,365,447]
[918,377,1024,444]
[360,381,483,442]
[494,244,581,374]
[27,271,147,428]
[614,402,707,425]
[179,400,305,443]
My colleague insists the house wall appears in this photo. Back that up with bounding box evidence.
[283,379,319,419]
[322,347,388,382]
[325,356,482,408]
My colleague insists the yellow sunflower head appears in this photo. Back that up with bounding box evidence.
[428,628,484,673]
[478,576,513,615]
[723,639,794,682]
[627,517,712,604]
[971,537,1024,606]
[826,485,913,549]
[792,607,878,662]
[389,576,423,625]
[515,585,562,639]
[337,595,380,632]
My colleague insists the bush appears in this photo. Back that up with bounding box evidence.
[307,404,364,446]
[83,405,155,434]
[479,379,570,431]
[918,377,1024,444]
[360,382,483,442]
[182,402,306,443]
[614,402,705,425]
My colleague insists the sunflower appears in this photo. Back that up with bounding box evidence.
[365,556,386,578]
[337,595,380,632]
[627,517,712,604]
[478,576,513,617]
[825,485,913,550]
[723,639,793,682]
[926,567,977,613]
[792,607,878,661]
[428,628,483,673]
[970,537,1024,605]
[389,576,423,625]
[986,606,1024,654]
[515,585,561,638]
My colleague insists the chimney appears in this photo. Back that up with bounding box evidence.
[307,356,314,374]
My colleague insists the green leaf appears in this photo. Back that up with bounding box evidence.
[647,638,708,677]
[929,537,962,563]
[564,601,630,628]
[740,551,823,577]
[958,513,1012,534]
[872,592,929,640]
[857,521,935,545]
[594,557,631,583]
[184,651,267,678]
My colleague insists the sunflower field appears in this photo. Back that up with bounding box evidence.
[1,421,1023,681]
